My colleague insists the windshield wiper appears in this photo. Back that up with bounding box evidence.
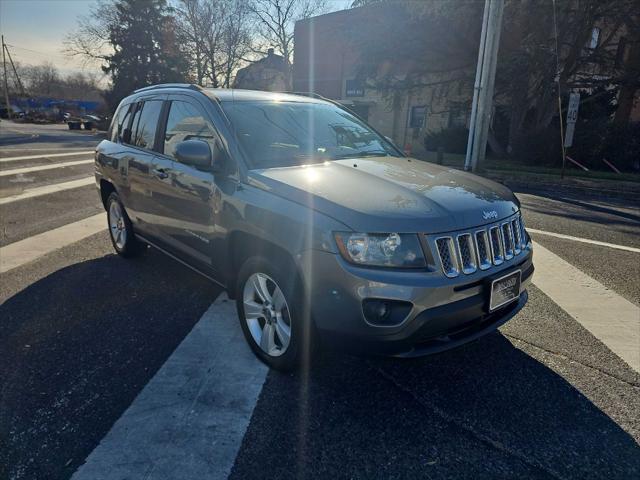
[331,151,389,159]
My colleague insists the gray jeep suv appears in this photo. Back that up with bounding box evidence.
[96,84,533,370]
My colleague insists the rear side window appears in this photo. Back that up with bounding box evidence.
[130,100,163,150]
[110,103,132,143]
[163,100,217,159]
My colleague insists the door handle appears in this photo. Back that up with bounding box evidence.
[152,167,169,180]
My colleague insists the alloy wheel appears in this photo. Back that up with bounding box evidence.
[242,272,292,357]
[109,201,127,250]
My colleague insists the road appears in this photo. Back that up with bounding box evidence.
[1,120,639,480]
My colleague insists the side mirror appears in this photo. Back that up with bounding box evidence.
[174,139,215,171]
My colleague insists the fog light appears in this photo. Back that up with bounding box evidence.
[362,299,412,326]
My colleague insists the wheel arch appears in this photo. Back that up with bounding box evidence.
[99,179,116,209]
[226,231,304,301]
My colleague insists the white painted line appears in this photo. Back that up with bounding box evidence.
[72,294,268,480]
[0,159,93,177]
[528,228,640,254]
[0,147,89,152]
[0,213,106,273]
[0,150,94,163]
[532,241,640,372]
[0,176,94,205]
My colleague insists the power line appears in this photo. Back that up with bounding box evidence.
[5,43,76,63]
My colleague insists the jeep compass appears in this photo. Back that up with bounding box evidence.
[95,84,533,370]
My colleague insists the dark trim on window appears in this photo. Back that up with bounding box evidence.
[155,100,171,155]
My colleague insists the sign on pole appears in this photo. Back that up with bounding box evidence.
[564,92,580,148]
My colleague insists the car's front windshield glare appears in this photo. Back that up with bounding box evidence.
[223,101,400,169]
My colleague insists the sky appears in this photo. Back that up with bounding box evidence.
[0,0,102,78]
[0,0,353,82]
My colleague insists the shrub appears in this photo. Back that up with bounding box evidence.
[424,127,469,154]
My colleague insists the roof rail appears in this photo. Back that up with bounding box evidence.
[133,83,202,93]
[285,91,331,101]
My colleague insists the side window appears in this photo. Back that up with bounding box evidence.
[127,102,143,146]
[163,100,218,160]
[110,103,132,143]
[131,100,163,150]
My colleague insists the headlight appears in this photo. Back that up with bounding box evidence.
[334,232,426,268]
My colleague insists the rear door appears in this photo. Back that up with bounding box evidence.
[123,97,172,240]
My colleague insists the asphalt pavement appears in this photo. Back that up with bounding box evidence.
[1,119,638,480]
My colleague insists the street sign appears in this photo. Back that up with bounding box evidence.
[564,92,580,148]
[345,79,364,97]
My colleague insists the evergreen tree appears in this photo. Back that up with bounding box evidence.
[103,0,190,110]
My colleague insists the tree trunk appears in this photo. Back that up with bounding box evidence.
[613,37,640,126]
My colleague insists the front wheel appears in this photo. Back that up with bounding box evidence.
[236,256,311,371]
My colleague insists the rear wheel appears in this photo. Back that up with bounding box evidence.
[106,192,145,257]
[236,256,311,371]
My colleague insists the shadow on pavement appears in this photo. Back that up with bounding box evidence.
[522,194,640,231]
[0,249,220,480]
[1,248,638,479]
[232,332,640,479]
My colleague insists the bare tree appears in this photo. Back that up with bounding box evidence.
[175,0,210,86]
[248,0,326,87]
[176,0,253,88]
[63,0,117,65]
[220,1,254,87]
[24,63,62,96]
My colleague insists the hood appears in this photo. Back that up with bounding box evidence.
[248,156,520,234]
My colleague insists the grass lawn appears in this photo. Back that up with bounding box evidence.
[418,151,640,184]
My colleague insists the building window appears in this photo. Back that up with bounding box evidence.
[409,105,426,128]
[448,107,468,129]
[588,27,600,49]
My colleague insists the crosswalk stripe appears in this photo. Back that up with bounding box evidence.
[0,213,106,273]
[0,150,94,163]
[528,228,640,253]
[71,294,267,480]
[0,159,93,177]
[0,176,94,205]
[531,241,640,372]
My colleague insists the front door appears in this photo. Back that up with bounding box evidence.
[152,96,223,274]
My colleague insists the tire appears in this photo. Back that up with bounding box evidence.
[235,256,313,371]
[106,192,146,258]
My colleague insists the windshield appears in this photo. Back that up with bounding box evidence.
[222,100,400,169]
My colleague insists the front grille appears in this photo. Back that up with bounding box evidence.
[502,222,514,260]
[474,230,492,270]
[489,226,504,265]
[511,218,522,254]
[432,214,528,278]
[436,237,460,278]
[457,233,477,274]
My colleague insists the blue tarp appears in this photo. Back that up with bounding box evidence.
[14,97,101,112]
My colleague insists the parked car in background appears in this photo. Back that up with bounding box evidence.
[95,84,534,370]
[67,114,109,131]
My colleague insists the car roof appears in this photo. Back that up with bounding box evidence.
[127,83,330,105]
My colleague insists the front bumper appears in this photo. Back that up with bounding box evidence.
[299,246,533,357]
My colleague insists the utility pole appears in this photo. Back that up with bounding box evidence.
[5,41,26,97]
[464,0,505,172]
[2,35,12,120]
